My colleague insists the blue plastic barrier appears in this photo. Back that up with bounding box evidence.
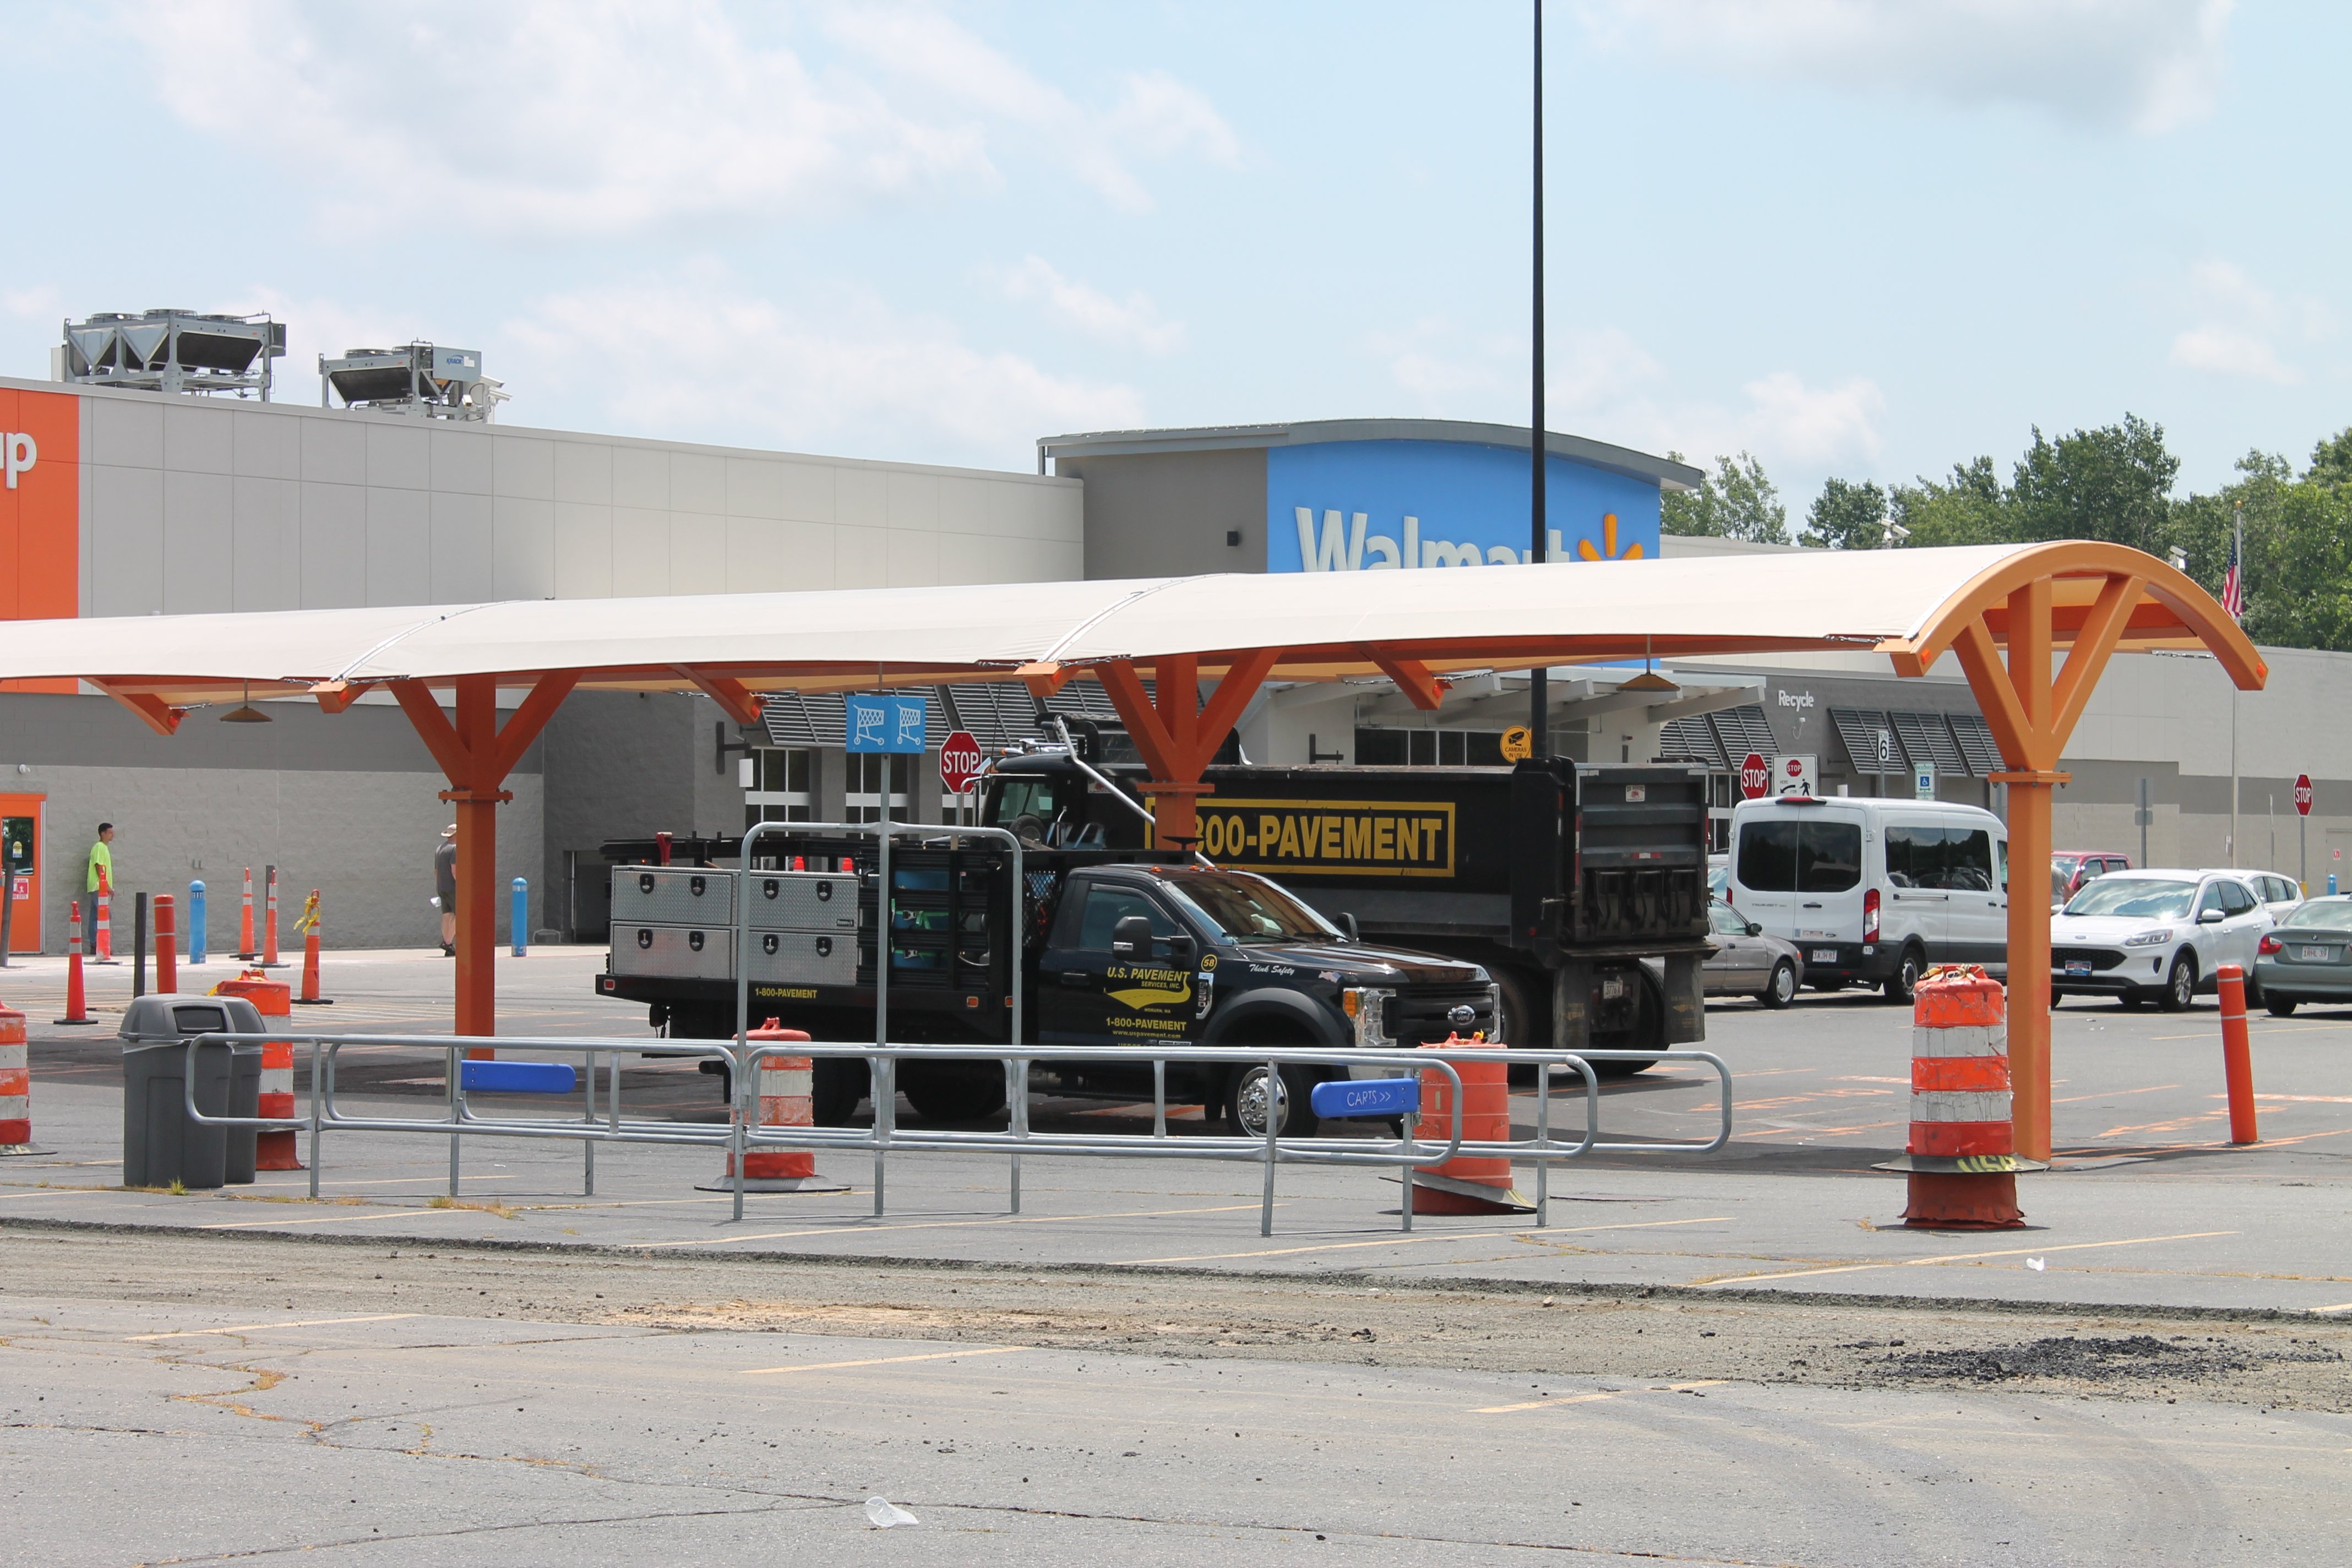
[1309,1076,1420,1120]
[459,1060,576,1095]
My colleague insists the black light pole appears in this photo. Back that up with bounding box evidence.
[1528,0,1549,758]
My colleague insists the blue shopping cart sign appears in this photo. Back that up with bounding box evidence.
[845,694,927,754]
[1309,1076,1419,1120]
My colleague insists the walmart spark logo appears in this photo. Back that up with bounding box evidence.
[1577,513,1642,562]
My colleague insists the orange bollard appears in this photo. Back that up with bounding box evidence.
[254,1038,304,1170]
[236,866,256,959]
[291,890,331,1006]
[153,894,178,995]
[91,869,116,963]
[1412,1033,1532,1215]
[55,901,94,1026]
[260,865,282,967]
[2217,963,2258,1145]
[0,998,30,1151]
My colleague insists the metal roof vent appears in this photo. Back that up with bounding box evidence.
[319,342,507,421]
[57,309,285,398]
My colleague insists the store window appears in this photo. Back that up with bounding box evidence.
[743,747,816,831]
[846,753,913,823]
[1353,728,1505,766]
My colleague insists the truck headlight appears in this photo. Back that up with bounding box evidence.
[2123,929,2173,947]
[1342,987,1395,1048]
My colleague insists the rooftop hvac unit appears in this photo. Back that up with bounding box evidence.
[58,309,286,398]
[319,342,507,421]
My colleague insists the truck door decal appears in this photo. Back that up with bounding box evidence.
[1104,962,1192,1014]
[1200,799,1456,879]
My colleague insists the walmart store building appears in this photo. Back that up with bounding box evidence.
[1,377,2341,954]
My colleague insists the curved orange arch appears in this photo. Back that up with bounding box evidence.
[1880,539,2267,690]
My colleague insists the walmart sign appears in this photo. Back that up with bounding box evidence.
[1265,439,1661,574]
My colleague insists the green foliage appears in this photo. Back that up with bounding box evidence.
[1804,414,2352,652]
[1661,451,1789,545]
[1800,477,1888,550]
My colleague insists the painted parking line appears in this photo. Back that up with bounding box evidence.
[1699,1229,2238,1287]
[128,1313,420,1341]
[1478,1379,1728,1414]
[637,1201,1273,1249]
[1116,1214,1733,1267]
[2311,1302,2352,1315]
[197,1207,508,1230]
[742,1346,1026,1376]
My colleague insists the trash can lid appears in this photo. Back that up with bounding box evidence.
[117,994,268,1044]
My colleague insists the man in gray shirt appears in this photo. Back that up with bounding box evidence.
[434,825,458,956]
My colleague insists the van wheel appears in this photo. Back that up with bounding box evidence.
[1760,959,1798,1010]
[1226,1063,1319,1139]
[2158,954,2196,1012]
[1881,947,1923,1005]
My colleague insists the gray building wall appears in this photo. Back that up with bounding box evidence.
[1058,448,1264,579]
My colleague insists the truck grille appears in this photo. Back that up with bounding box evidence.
[1388,983,1496,1047]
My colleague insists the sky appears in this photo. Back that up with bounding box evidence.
[1,1,2343,512]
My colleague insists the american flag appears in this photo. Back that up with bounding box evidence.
[2222,528,2244,621]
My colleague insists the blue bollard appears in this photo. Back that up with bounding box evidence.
[511,876,528,957]
[189,880,207,965]
[2332,874,2340,897]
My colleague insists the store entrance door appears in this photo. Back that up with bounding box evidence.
[1,795,44,952]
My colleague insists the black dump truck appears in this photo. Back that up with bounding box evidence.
[594,831,1495,1136]
[981,748,1711,1061]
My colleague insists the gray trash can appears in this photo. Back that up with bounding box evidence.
[120,995,266,1189]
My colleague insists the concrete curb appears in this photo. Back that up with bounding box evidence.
[0,1212,2320,1325]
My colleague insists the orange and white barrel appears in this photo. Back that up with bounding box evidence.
[1888,965,2042,1227]
[699,1021,845,1193]
[0,999,30,1150]
[255,1038,303,1170]
[1412,1033,1532,1215]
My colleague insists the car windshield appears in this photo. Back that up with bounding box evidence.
[1156,870,1339,943]
[2282,899,2352,933]
[2064,878,2195,919]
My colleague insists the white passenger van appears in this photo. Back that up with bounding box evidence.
[1726,794,2009,1004]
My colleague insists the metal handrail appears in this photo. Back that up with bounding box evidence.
[182,1033,1730,1237]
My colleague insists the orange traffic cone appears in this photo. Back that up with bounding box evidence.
[55,901,96,1026]
[1412,1034,1533,1215]
[291,890,332,1006]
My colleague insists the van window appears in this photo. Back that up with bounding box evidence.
[1945,829,1995,891]
[1886,825,1942,889]
[1736,818,1861,892]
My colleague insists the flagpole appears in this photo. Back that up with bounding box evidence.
[2229,500,2243,867]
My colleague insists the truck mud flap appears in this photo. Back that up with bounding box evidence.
[1660,951,1706,1046]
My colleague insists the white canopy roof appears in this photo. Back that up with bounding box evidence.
[0,541,2260,709]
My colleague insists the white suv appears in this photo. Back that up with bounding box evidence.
[2051,868,2275,1011]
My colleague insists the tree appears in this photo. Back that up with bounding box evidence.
[1800,477,1888,549]
[2006,414,2179,555]
[1661,451,1789,544]
[1888,455,2013,546]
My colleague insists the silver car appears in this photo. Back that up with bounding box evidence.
[1706,897,1803,1008]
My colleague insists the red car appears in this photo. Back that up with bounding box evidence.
[2052,851,2132,905]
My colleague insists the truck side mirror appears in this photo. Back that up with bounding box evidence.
[1110,914,1153,957]
[1340,912,1360,941]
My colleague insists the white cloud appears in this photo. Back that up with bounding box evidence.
[2170,325,2298,385]
[500,270,1144,466]
[119,1,1233,236]
[1370,319,1664,415]
[1000,257,1184,353]
[1580,0,2235,133]
[2,286,62,319]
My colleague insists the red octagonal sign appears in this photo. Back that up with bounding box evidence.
[2296,772,2314,816]
[940,729,986,794]
[1740,752,1770,800]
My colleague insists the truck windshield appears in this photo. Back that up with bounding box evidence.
[1156,870,1338,943]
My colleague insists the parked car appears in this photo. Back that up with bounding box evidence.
[2253,895,2352,1015]
[2214,869,2305,922]
[1727,794,2009,1005]
[2051,851,2132,907]
[2050,868,2275,1011]
[1704,898,1803,1008]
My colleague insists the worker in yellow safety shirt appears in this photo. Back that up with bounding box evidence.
[86,821,115,894]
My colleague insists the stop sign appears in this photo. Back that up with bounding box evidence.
[1740,752,1770,799]
[939,729,985,794]
[2296,772,2314,816]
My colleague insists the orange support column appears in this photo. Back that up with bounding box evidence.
[1998,774,2057,1160]
[1092,650,1277,852]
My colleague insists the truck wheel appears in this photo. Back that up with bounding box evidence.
[1881,947,1923,1006]
[811,1059,865,1126]
[2158,954,2196,1013]
[1760,959,1798,1010]
[900,1061,1008,1125]
[1226,1063,1318,1139]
